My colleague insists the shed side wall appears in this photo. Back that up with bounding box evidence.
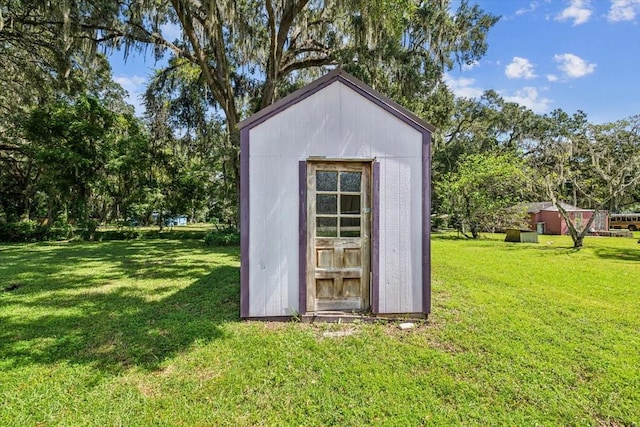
[540,211,563,235]
[248,81,424,316]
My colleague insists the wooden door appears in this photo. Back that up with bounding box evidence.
[307,161,371,312]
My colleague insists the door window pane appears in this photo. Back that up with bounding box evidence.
[317,171,337,191]
[340,172,361,192]
[314,165,366,238]
[317,195,337,214]
[340,194,360,214]
[340,217,361,237]
[317,217,337,237]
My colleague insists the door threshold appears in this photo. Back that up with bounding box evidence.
[302,311,373,323]
[302,311,427,323]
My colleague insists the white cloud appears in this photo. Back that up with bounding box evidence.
[160,23,183,42]
[555,0,592,25]
[608,0,640,21]
[553,53,596,78]
[505,57,537,79]
[516,1,539,16]
[114,75,146,93]
[502,87,553,113]
[462,60,479,71]
[114,75,147,116]
[546,74,559,82]
[444,75,484,99]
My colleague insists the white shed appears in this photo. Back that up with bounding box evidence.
[239,69,434,319]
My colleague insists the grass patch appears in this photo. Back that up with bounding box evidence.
[1,235,639,425]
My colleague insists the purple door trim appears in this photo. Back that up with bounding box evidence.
[422,132,432,314]
[240,127,250,319]
[298,161,307,314]
[371,161,381,313]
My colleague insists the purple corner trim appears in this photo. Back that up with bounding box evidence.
[240,127,250,318]
[422,132,432,314]
[371,161,380,314]
[299,161,307,314]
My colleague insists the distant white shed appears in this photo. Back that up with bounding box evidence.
[239,69,434,319]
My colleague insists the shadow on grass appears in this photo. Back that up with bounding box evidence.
[0,240,221,293]
[430,233,468,241]
[432,232,577,248]
[0,241,240,373]
[592,247,640,263]
[502,243,581,253]
[430,232,500,241]
[433,232,640,260]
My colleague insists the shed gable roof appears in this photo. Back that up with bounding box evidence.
[238,69,435,134]
[522,201,593,214]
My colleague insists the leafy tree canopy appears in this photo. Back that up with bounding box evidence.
[437,153,529,239]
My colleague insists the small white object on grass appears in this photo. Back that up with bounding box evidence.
[399,322,415,330]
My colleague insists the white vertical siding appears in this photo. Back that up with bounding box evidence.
[249,81,423,316]
[249,156,267,316]
[409,156,424,312]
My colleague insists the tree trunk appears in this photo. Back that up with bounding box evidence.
[23,196,31,221]
[470,223,479,239]
[47,194,54,225]
[225,122,241,229]
[554,201,599,249]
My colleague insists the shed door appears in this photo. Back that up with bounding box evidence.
[307,162,371,312]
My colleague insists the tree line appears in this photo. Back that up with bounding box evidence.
[1,0,639,247]
[437,93,640,247]
[0,53,229,230]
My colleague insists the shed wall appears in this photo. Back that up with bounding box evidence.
[248,81,423,316]
[562,211,593,235]
[540,211,563,235]
[538,210,593,235]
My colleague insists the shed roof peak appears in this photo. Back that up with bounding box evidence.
[238,68,435,133]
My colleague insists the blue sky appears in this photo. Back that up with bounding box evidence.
[446,0,640,123]
[109,0,640,124]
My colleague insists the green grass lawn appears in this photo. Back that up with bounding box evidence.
[1,235,639,426]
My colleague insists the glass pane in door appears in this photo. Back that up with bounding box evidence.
[340,172,361,192]
[316,217,337,237]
